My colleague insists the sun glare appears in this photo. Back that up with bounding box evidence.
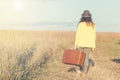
[14,1,23,11]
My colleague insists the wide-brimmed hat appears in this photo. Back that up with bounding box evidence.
[81,10,92,17]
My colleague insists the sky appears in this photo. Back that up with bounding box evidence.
[0,0,120,32]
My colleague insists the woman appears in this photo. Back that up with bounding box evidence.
[75,10,96,74]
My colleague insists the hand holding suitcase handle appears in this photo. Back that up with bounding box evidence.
[72,45,77,50]
[75,45,86,65]
[69,45,77,50]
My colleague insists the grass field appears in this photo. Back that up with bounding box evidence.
[0,30,120,80]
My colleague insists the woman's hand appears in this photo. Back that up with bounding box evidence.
[74,45,78,49]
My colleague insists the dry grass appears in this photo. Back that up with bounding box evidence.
[0,30,120,80]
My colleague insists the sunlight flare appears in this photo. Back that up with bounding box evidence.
[13,1,23,11]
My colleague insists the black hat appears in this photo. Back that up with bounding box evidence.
[81,10,92,17]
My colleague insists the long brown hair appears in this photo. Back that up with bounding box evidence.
[79,17,94,27]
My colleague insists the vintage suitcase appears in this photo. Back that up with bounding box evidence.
[62,49,86,66]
